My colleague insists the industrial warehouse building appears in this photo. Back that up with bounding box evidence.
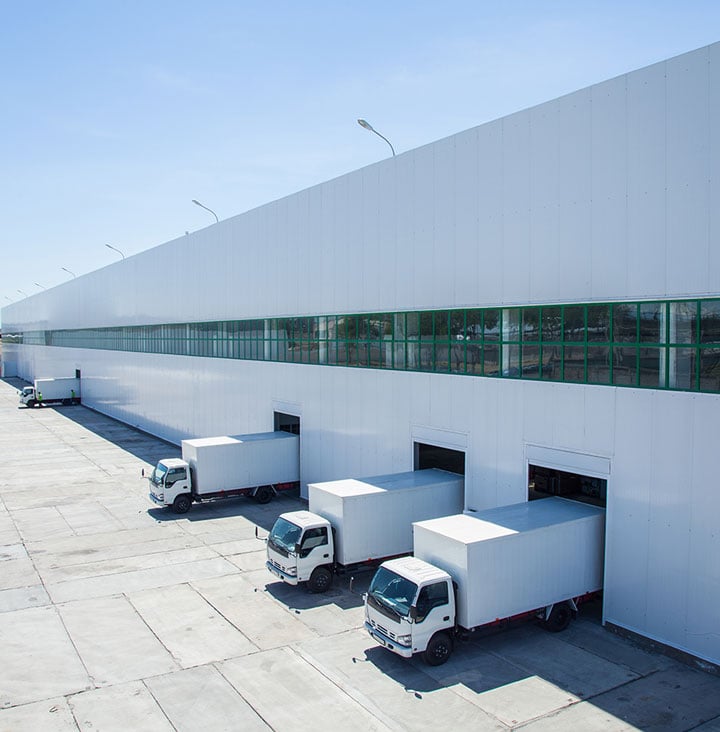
[3,42,719,668]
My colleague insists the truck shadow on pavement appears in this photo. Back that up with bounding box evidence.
[147,491,304,532]
[263,572,370,611]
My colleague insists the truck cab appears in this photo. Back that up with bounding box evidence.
[147,458,192,512]
[18,386,36,406]
[266,511,335,592]
[364,556,456,665]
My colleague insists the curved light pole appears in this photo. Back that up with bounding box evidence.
[34,282,46,290]
[105,244,126,259]
[62,267,77,278]
[4,296,13,302]
[192,199,219,223]
[357,118,396,157]
[17,289,27,297]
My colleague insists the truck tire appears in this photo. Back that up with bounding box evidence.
[172,494,192,514]
[254,485,274,504]
[26,400,36,408]
[544,602,573,633]
[423,631,453,666]
[307,566,333,593]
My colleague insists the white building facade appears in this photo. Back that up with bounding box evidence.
[3,43,719,666]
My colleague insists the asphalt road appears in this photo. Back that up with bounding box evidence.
[1,376,719,731]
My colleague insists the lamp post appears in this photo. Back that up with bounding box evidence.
[17,289,27,297]
[4,296,13,302]
[62,267,77,278]
[105,244,126,259]
[357,119,396,157]
[34,282,46,290]
[192,199,219,223]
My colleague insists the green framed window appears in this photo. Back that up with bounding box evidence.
[15,297,720,395]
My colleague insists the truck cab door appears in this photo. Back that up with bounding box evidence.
[163,467,189,505]
[295,526,331,582]
[411,580,454,652]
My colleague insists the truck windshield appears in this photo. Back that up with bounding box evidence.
[368,567,418,619]
[269,517,302,553]
[22,387,34,396]
[151,463,168,486]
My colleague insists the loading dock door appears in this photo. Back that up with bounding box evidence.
[528,464,606,507]
[274,412,300,435]
[414,442,465,475]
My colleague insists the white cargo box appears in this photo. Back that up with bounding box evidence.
[413,497,605,629]
[308,469,464,566]
[34,377,80,400]
[182,432,299,495]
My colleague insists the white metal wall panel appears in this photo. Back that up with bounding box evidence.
[452,127,480,306]
[590,75,628,301]
[688,396,720,663]
[528,101,560,303]
[625,61,667,299]
[474,119,504,307]
[557,89,593,305]
[645,393,693,645]
[501,111,531,301]
[666,49,710,296]
[710,43,720,290]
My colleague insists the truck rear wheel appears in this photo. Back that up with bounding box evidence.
[308,566,333,593]
[424,631,453,666]
[172,494,192,514]
[544,602,573,633]
[254,485,274,504]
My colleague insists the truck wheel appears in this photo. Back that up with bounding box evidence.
[26,400,36,408]
[172,494,192,514]
[544,602,573,633]
[254,485,274,504]
[424,632,453,666]
[308,566,333,593]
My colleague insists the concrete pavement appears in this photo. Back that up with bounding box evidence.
[1,376,719,731]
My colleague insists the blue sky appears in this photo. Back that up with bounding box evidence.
[2,1,719,324]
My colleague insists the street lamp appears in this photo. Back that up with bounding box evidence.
[4,296,13,302]
[105,244,126,259]
[34,282,46,290]
[17,289,27,297]
[357,118,396,157]
[192,199,219,223]
[62,267,77,278]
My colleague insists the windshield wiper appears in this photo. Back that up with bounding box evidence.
[369,593,402,620]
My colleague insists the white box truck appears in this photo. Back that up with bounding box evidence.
[264,469,464,593]
[19,377,81,407]
[364,497,605,665]
[147,431,299,513]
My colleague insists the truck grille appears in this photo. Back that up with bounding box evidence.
[269,557,286,572]
[368,619,397,641]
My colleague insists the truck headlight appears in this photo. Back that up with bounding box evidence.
[287,567,297,576]
[397,634,412,646]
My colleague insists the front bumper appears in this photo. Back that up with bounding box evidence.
[266,560,299,585]
[364,621,413,658]
[148,492,166,507]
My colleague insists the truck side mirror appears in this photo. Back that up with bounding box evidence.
[141,468,145,477]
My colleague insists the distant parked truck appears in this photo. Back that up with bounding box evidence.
[147,431,300,513]
[364,497,605,665]
[19,377,81,407]
[265,469,464,593]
